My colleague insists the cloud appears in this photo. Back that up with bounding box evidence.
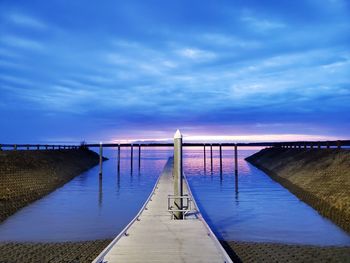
[241,13,286,32]
[0,0,349,142]
[0,35,44,50]
[177,48,216,61]
[7,13,47,30]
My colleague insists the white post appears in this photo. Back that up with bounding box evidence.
[174,129,183,219]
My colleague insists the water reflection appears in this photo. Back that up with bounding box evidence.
[0,148,172,242]
[99,174,103,208]
[184,148,350,246]
[1,147,349,246]
[235,171,239,201]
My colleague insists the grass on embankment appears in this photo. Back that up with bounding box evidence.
[246,148,350,233]
[0,148,101,223]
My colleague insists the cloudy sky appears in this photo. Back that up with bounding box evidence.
[0,0,349,143]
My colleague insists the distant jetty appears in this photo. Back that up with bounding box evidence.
[0,148,101,222]
[246,148,350,233]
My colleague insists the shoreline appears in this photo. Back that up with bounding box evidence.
[246,148,350,234]
[1,239,348,262]
[0,239,112,263]
[222,240,350,263]
[0,148,103,223]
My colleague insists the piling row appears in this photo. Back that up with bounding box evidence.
[0,144,79,151]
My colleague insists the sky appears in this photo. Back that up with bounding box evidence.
[0,0,349,143]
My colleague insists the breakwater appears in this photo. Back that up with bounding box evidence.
[0,148,101,222]
[246,148,350,233]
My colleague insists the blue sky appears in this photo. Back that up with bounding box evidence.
[0,0,349,143]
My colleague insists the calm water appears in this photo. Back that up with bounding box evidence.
[0,148,349,246]
[0,148,172,242]
[184,149,350,246]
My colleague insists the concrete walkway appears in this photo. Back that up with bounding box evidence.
[93,158,232,263]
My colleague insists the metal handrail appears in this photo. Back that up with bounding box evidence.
[167,194,196,219]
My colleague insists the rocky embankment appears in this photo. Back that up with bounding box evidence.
[0,148,101,223]
[222,240,350,263]
[246,148,350,233]
[0,239,112,263]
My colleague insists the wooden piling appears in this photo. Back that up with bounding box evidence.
[327,141,330,149]
[138,144,141,170]
[99,142,103,175]
[174,129,183,219]
[234,144,238,176]
[117,144,121,171]
[203,144,206,171]
[131,144,133,171]
[210,144,213,172]
[219,144,223,175]
[337,140,341,149]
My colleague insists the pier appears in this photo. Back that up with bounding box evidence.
[93,158,232,263]
[93,131,232,263]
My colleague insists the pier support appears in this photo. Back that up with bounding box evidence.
[138,144,141,170]
[234,144,238,176]
[337,140,341,149]
[203,144,206,172]
[219,144,223,175]
[99,142,103,175]
[210,144,213,172]
[174,129,183,219]
[131,144,134,172]
[117,144,121,171]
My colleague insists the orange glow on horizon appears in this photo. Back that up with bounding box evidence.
[110,133,340,144]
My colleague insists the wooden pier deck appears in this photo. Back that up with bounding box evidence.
[93,158,232,263]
